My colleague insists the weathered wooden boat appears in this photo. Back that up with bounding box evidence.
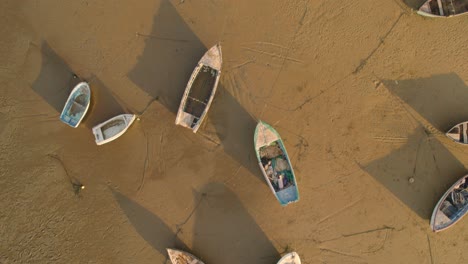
[175,44,222,133]
[92,114,136,145]
[167,248,204,264]
[418,0,468,17]
[254,121,299,206]
[277,252,301,264]
[430,174,468,232]
[446,122,468,144]
[59,82,91,128]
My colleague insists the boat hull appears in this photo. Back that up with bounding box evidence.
[167,248,204,264]
[254,121,299,206]
[277,252,301,264]
[430,174,468,232]
[446,122,468,144]
[418,0,468,17]
[59,82,91,128]
[175,44,222,133]
[92,114,136,145]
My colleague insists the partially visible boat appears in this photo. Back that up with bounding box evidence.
[167,248,204,264]
[175,44,222,133]
[60,82,91,128]
[446,122,468,144]
[418,0,468,17]
[254,121,299,206]
[430,174,468,232]
[277,252,301,264]
[92,114,136,145]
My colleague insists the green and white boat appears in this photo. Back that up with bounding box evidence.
[254,121,299,206]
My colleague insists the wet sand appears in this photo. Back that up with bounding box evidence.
[1,0,468,263]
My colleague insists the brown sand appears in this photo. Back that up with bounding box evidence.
[1,0,468,263]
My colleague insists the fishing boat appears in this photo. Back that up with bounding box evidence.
[92,114,136,145]
[430,174,468,232]
[59,82,91,128]
[254,121,299,206]
[175,44,222,133]
[446,122,468,144]
[418,0,468,17]
[277,252,301,264]
[167,248,204,264]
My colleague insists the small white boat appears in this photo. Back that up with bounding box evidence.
[446,122,468,144]
[92,114,136,145]
[418,0,468,17]
[167,248,204,264]
[277,252,301,264]
[59,82,91,128]
[175,44,222,133]
[430,174,468,232]
[254,121,299,206]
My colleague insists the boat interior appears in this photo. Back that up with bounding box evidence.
[435,177,468,228]
[425,0,468,16]
[447,123,468,143]
[183,65,218,124]
[259,141,295,192]
[101,119,126,139]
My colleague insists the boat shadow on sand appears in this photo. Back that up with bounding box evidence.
[112,183,280,264]
[31,41,82,113]
[361,126,466,219]
[202,84,265,182]
[127,0,206,114]
[362,74,468,219]
[111,189,188,260]
[127,0,265,183]
[81,77,128,129]
[192,182,280,264]
[404,0,427,10]
[383,73,468,132]
[30,41,127,129]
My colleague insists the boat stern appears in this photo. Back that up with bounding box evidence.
[92,126,105,145]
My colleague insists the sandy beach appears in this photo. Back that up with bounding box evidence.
[1,0,468,263]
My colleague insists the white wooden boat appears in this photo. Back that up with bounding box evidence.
[446,122,468,144]
[92,114,136,145]
[277,252,301,264]
[59,82,91,128]
[254,121,299,206]
[175,44,222,133]
[430,174,468,232]
[167,248,204,264]
[418,0,468,17]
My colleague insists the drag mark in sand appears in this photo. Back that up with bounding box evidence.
[137,131,150,192]
[318,197,363,224]
[353,12,405,74]
[241,47,303,64]
[175,192,206,237]
[427,234,434,264]
[319,247,362,259]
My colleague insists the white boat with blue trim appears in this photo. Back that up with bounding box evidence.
[60,82,90,128]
